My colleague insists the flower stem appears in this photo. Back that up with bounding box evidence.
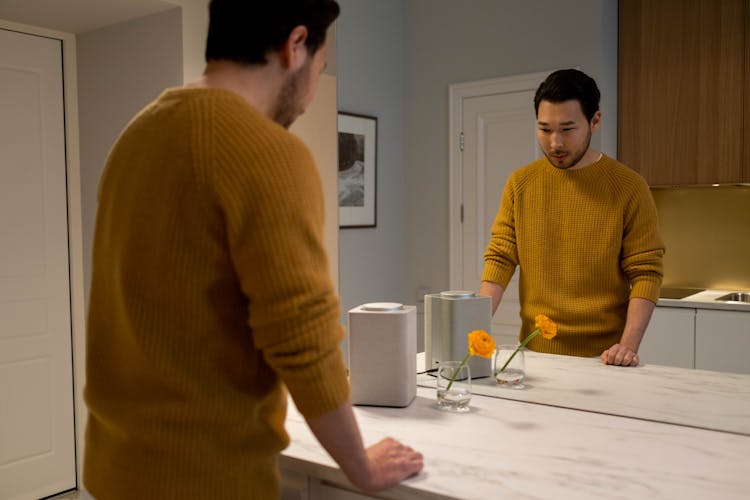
[445,352,472,391]
[499,328,540,372]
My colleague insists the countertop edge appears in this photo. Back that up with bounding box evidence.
[657,290,750,312]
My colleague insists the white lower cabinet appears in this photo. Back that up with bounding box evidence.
[695,309,750,374]
[280,468,309,500]
[309,482,375,500]
[281,468,376,500]
[640,307,696,368]
[644,306,750,373]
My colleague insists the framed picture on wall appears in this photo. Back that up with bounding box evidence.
[337,112,377,228]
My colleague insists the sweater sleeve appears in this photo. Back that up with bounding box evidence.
[209,116,349,419]
[621,177,665,303]
[482,176,520,287]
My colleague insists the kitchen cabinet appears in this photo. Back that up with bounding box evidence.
[646,304,750,373]
[695,309,750,374]
[281,469,373,500]
[618,0,750,185]
[640,306,695,368]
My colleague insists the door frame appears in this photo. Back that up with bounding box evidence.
[447,71,552,290]
[0,18,87,486]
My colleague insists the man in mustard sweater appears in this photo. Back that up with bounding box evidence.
[84,1,422,498]
[480,69,664,367]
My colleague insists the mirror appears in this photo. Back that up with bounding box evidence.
[336,0,750,436]
[336,0,618,324]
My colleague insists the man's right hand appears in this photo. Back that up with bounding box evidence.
[356,438,423,493]
[305,402,423,494]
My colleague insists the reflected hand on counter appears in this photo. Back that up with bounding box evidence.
[600,297,655,366]
[601,343,640,366]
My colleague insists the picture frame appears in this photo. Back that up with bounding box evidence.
[337,112,377,228]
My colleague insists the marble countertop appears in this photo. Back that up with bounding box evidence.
[658,289,750,312]
[281,386,750,499]
[417,351,750,435]
[281,353,750,498]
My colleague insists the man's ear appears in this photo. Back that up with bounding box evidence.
[590,110,602,132]
[279,25,309,70]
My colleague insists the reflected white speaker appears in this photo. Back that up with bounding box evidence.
[348,302,417,407]
[424,291,492,378]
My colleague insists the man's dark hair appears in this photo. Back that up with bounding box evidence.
[205,0,340,64]
[534,69,601,122]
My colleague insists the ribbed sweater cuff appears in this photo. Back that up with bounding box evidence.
[630,278,662,304]
[481,263,514,288]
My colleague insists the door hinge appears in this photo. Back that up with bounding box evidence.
[460,204,464,223]
[459,131,464,152]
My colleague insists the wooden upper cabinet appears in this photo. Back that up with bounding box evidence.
[745,0,750,183]
[618,0,748,186]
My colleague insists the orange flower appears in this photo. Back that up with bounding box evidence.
[534,314,557,340]
[445,330,498,391]
[497,314,557,374]
[467,329,496,358]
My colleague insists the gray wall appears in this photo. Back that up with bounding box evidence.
[336,0,618,349]
[336,0,406,322]
[77,8,183,303]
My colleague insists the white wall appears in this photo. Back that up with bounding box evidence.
[290,74,340,296]
[164,0,208,82]
[77,8,184,303]
[336,0,406,324]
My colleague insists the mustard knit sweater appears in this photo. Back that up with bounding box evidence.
[84,88,349,499]
[482,155,664,356]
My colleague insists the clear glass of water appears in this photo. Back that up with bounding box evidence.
[494,344,526,389]
[436,361,472,412]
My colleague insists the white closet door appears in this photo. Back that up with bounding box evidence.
[0,28,76,499]
[456,75,546,345]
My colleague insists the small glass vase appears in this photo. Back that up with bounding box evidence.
[436,360,472,412]
[494,344,526,389]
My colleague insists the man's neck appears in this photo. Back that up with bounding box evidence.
[186,59,285,120]
[569,150,603,170]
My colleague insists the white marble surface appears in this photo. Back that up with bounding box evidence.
[658,289,750,312]
[280,387,750,499]
[418,351,750,435]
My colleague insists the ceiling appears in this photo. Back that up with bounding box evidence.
[0,0,177,34]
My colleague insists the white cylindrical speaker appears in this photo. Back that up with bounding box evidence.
[348,302,417,407]
[424,291,492,378]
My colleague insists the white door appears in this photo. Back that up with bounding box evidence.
[0,28,76,499]
[450,72,549,344]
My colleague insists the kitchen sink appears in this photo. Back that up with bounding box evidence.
[714,292,750,303]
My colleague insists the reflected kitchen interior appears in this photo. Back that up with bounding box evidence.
[337,0,621,355]
[335,1,749,440]
[335,0,749,323]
